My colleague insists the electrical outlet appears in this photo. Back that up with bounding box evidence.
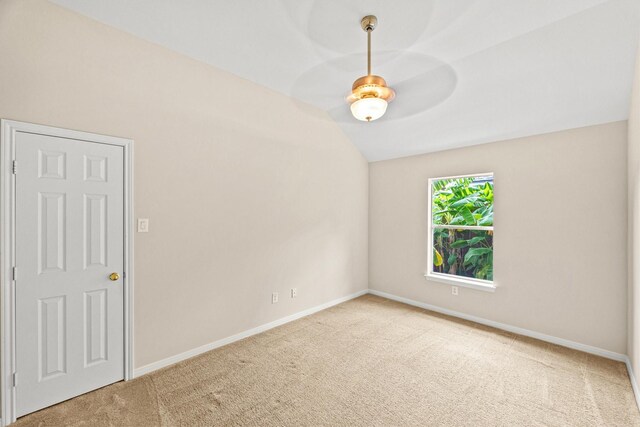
[452,286,459,296]
[291,288,297,298]
[137,218,149,233]
[272,292,279,304]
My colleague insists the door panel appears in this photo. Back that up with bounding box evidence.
[38,192,66,273]
[38,295,67,380]
[84,288,108,366]
[84,193,108,268]
[15,131,125,417]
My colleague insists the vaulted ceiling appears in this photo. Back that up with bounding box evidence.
[50,0,640,161]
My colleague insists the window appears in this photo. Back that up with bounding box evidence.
[427,173,494,291]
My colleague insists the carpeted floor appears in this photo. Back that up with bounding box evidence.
[15,295,640,426]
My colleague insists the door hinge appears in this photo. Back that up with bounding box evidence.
[11,160,17,174]
[11,266,17,281]
[12,372,17,387]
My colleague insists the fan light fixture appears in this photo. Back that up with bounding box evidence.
[348,15,395,122]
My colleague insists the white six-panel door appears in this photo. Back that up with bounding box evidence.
[14,131,125,417]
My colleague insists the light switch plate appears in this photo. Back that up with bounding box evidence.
[137,218,149,233]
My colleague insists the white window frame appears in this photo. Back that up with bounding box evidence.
[426,173,496,293]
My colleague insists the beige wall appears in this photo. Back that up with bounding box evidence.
[0,0,634,373]
[370,121,628,354]
[0,0,368,368]
[629,43,640,371]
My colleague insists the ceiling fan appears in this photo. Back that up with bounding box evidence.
[289,12,457,124]
[347,15,396,122]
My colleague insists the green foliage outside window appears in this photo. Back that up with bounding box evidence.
[431,176,494,281]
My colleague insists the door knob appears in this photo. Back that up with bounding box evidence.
[109,272,120,281]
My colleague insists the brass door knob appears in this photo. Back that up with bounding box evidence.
[109,272,120,281]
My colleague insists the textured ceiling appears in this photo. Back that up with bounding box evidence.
[50,0,640,161]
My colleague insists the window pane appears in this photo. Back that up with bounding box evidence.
[432,228,493,281]
[432,176,493,227]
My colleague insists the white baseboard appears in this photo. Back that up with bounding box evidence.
[133,289,368,377]
[370,289,640,411]
[132,287,640,413]
[372,290,640,412]
[368,289,627,362]
[625,357,640,411]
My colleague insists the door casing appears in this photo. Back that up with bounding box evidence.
[0,120,134,426]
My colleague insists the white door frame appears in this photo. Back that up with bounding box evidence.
[0,120,134,426]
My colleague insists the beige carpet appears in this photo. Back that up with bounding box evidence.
[15,295,640,426]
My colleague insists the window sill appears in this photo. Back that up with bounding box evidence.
[424,273,496,293]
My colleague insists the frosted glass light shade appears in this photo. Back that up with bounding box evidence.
[350,97,388,122]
